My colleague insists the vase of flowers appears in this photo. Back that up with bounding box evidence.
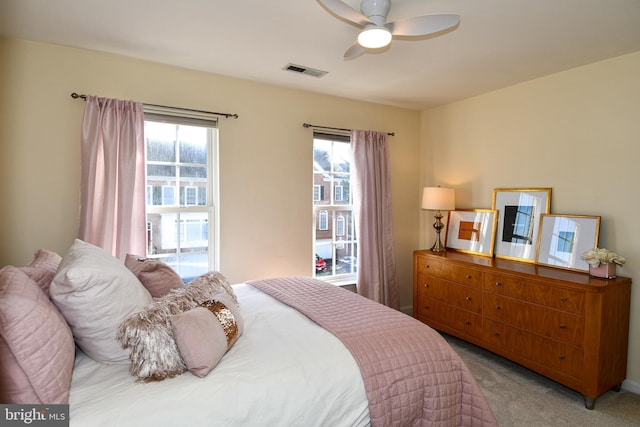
[580,248,626,279]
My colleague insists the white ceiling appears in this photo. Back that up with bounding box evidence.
[1,0,639,110]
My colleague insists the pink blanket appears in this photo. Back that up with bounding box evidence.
[248,276,497,427]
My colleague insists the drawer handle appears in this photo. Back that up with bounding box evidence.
[424,264,430,269]
[558,355,566,360]
[423,283,429,288]
[465,321,471,326]
[466,274,472,279]
[560,296,567,302]
[423,305,430,310]
[494,305,501,310]
[465,296,472,301]
[495,281,502,287]
[559,324,567,329]
[493,332,500,337]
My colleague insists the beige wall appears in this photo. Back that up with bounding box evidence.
[0,38,421,309]
[420,51,640,389]
[4,36,639,390]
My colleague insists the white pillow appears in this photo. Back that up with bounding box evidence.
[50,239,152,364]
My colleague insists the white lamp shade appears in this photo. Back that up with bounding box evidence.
[421,187,455,211]
[358,26,392,49]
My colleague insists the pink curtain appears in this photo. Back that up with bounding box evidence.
[78,96,146,260]
[351,130,399,309]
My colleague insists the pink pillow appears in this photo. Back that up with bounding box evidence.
[170,293,243,378]
[20,249,62,294]
[125,254,184,298]
[0,266,75,404]
[117,272,237,381]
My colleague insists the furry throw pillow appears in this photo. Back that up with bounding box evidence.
[117,272,237,382]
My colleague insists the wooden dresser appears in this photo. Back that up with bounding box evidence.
[413,250,632,409]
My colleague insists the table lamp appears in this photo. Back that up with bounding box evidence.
[422,186,455,252]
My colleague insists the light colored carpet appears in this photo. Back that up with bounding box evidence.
[444,334,640,427]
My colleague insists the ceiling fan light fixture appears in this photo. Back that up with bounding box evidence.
[357,26,392,49]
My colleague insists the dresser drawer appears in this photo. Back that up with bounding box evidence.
[484,319,583,380]
[416,256,444,276]
[417,273,482,313]
[484,273,585,315]
[416,256,482,288]
[483,294,584,347]
[417,297,483,339]
[440,263,483,288]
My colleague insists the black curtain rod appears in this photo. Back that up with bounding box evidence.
[70,92,238,119]
[303,122,395,136]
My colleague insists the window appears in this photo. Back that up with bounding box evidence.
[318,210,329,231]
[162,186,175,205]
[336,215,345,236]
[144,106,219,282]
[313,132,357,282]
[334,185,344,201]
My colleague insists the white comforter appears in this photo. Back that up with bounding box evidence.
[68,283,370,427]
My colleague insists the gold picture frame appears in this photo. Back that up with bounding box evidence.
[492,188,552,262]
[445,209,498,257]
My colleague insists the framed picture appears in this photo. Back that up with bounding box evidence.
[445,209,498,257]
[536,214,600,272]
[492,188,552,262]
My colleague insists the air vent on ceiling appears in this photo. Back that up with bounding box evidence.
[283,63,328,78]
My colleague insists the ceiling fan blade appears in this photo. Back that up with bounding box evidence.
[344,42,366,60]
[386,14,460,37]
[317,0,373,27]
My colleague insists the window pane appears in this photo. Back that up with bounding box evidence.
[178,127,207,164]
[313,174,329,206]
[335,209,355,241]
[313,139,332,172]
[185,187,197,206]
[336,242,357,275]
[336,215,345,236]
[180,166,207,178]
[162,186,175,205]
[333,174,350,205]
[147,164,176,178]
[146,211,209,281]
[145,123,177,161]
[331,142,351,173]
[318,210,329,230]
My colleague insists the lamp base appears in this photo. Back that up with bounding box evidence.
[430,238,447,252]
[430,210,447,252]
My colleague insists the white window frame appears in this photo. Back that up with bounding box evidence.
[312,132,357,285]
[144,106,220,278]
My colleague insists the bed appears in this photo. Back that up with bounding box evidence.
[0,240,497,426]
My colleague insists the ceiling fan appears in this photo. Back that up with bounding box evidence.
[317,0,460,59]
